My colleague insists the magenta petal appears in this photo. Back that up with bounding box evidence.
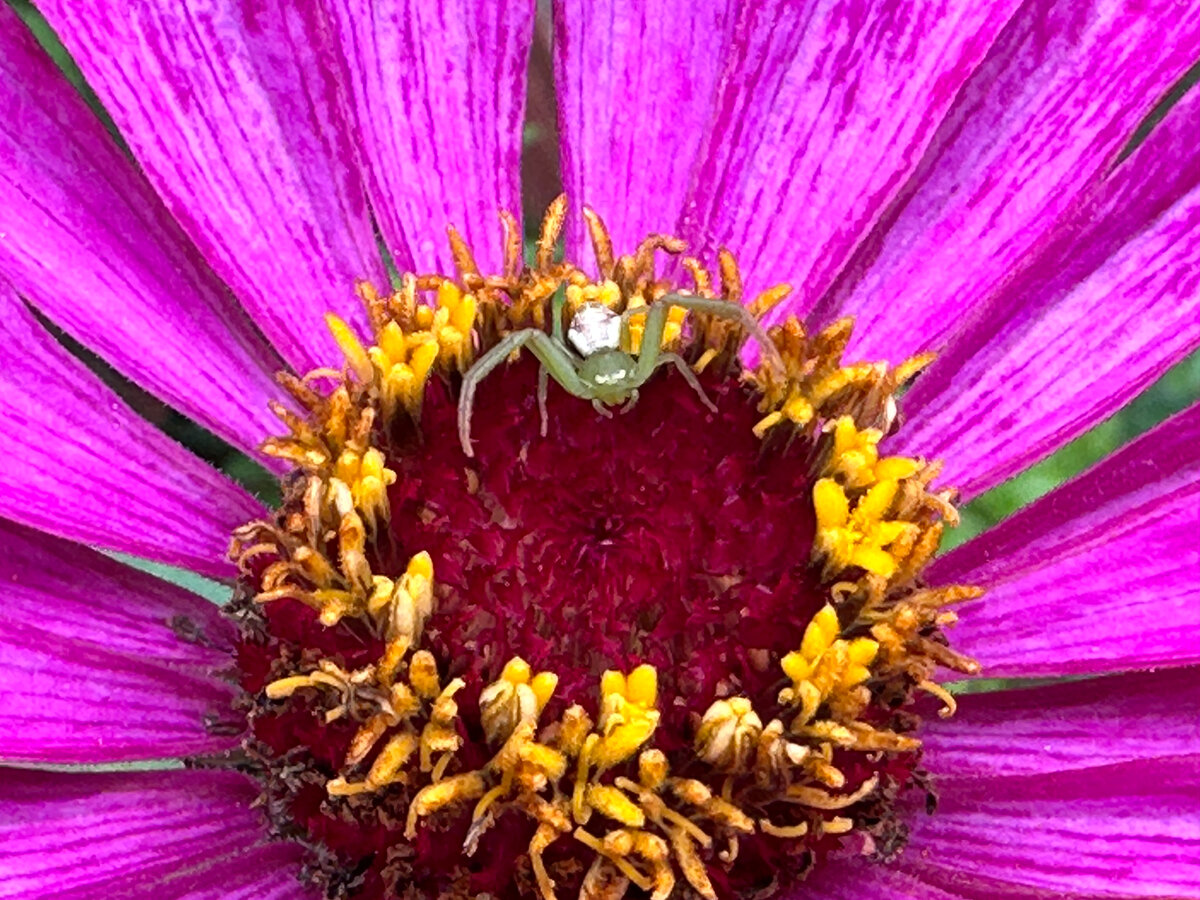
[786,858,969,899]
[903,759,1200,897]
[0,518,238,764]
[931,402,1200,677]
[903,84,1200,436]
[144,843,316,900]
[0,516,234,662]
[0,7,285,459]
[0,289,263,578]
[905,868,1124,900]
[893,120,1200,498]
[327,0,534,274]
[37,0,388,373]
[923,669,1200,779]
[554,0,737,263]
[0,769,276,898]
[820,0,1200,365]
[677,0,1021,310]
[1,625,236,767]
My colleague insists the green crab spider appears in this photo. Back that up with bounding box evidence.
[458,289,786,457]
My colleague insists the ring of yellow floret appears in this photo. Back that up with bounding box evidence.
[231,198,982,900]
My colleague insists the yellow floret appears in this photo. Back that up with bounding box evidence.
[479,655,561,742]
[337,282,480,423]
[780,603,881,720]
[813,478,918,578]
[333,445,397,530]
[826,417,920,489]
[753,389,814,437]
[594,665,660,769]
[624,295,688,354]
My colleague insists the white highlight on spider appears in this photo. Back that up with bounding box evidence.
[593,370,632,385]
[567,302,622,356]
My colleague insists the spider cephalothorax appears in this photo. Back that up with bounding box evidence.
[457,289,785,456]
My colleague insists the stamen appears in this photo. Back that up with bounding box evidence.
[821,817,855,835]
[537,193,568,271]
[758,820,809,839]
[584,207,616,277]
[786,775,879,810]
[918,679,959,718]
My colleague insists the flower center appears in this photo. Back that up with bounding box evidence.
[226,200,980,900]
[390,357,823,724]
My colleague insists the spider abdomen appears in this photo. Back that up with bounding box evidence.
[567,301,622,355]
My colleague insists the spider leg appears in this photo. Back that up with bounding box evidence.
[626,301,670,384]
[655,293,786,378]
[523,331,593,400]
[460,331,535,457]
[537,365,549,437]
[619,388,640,414]
[534,283,570,439]
[592,399,614,418]
[458,331,540,457]
[657,352,717,413]
[459,327,590,457]
[550,283,568,345]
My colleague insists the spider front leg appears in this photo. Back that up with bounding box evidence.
[538,284,569,437]
[625,299,675,385]
[458,328,590,457]
[549,283,568,344]
[618,303,718,413]
[653,293,787,377]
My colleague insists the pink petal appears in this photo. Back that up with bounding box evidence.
[1,625,236,768]
[554,0,737,263]
[0,7,286,460]
[0,518,238,764]
[903,758,1200,897]
[817,0,1200,365]
[326,0,534,274]
[37,1,388,374]
[902,82,1200,437]
[903,868,1116,900]
[679,0,1023,309]
[0,288,263,578]
[923,668,1200,778]
[0,769,277,898]
[893,104,1200,500]
[790,858,970,899]
[143,843,316,900]
[932,402,1200,677]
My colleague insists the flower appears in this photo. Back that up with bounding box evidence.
[1,1,1198,899]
